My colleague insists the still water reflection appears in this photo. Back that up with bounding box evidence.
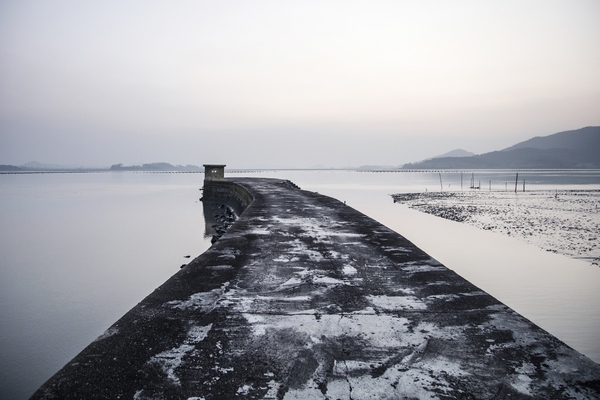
[0,172,210,400]
[1,170,599,399]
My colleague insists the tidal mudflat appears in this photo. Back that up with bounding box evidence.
[392,190,600,266]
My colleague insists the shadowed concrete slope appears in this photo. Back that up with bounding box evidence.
[32,178,600,399]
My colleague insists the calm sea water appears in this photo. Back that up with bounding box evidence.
[1,170,599,399]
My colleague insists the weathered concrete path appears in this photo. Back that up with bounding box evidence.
[32,178,600,399]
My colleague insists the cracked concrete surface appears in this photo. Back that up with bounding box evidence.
[32,178,600,399]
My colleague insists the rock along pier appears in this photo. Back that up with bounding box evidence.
[32,173,600,399]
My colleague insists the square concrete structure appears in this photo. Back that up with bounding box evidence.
[203,164,226,181]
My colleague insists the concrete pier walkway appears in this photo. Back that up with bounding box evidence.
[32,178,600,399]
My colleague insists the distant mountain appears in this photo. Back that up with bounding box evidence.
[409,149,476,164]
[2,162,203,172]
[21,161,69,169]
[402,126,600,169]
[431,149,475,159]
[0,164,24,171]
[357,165,399,170]
[109,162,201,171]
[1,162,91,171]
[19,161,98,170]
[502,126,600,153]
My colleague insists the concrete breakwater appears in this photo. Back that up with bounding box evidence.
[32,178,600,399]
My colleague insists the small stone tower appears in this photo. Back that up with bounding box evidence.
[203,164,226,181]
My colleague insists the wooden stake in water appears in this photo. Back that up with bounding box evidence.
[514,173,519,193]
[439,173,443,192]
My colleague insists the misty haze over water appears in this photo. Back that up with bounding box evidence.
[2,3,599,397]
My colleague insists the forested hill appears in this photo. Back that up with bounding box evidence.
[109,162,201,171]
[402,126,600,169]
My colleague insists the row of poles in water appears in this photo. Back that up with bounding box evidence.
[437,172,525,193]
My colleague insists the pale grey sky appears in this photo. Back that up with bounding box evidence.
[1,1,599,168]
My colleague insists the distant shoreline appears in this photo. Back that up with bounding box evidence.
[3,167,600,174]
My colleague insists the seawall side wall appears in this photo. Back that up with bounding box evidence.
[202,179,254,216]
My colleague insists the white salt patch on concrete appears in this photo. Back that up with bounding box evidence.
[402,264,446,273]
[341,241,368,247]
[243,314,265,324]
[342,265,357,275]
[167,282,233,312]
[327,250,348,259]
[243,313,267,336]
[236,384,252,395]
[460,291,487,296]
[337,359,371,374]
[484,313,540,347]
[256,295,312,302]
[147,323,213,385]
[187,324,213,343]
[243,314,413,349]
[368,294,427,310]
[349,306,377,315]
[273,255,300,263]
[292,267,310,277]
[415,356,469,377]
[168,293,214,311]
[344,366,444,400]
[515,362,536,375]
[327,232,363,238]
[510,374,533,396]
[263,380,281,399]
[324,378,352,399]
[428,294,460,301]
[282,382,324,399]
[218,290,256,312]
[312,276,345,285]
[305,251,324,262]
[150,344,195,385]
[208,264,232,270]
[217,254,236,259]
[280,277,302,286]
[166,288,222,312]
[287,239,325,262]
[94,327,119,342]
[250,228,270,235]
[382,245,411,253]
[271,216,363,242]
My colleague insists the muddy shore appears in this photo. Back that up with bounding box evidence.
[392,190,600,266]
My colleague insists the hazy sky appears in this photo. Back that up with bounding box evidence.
[1,1,599,168]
